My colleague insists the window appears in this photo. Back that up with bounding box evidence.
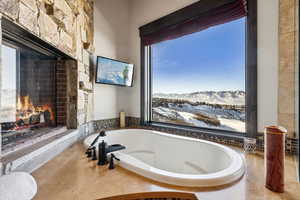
[140,0,257,137]
[0,44,18,122]
[151,18,246,133]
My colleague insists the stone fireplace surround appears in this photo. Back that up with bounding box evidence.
[0,17,91,174]
[0,0,94,174]
[1,18,73,152]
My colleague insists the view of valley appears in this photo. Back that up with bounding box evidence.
[151,18,246,133]
[152,91,245,132]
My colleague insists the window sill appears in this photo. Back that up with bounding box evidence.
[144,121,247,140]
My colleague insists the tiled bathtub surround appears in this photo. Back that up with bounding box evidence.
[93,118,120,131]
[93,117,141,131]
[144,126,297,154]
[93,117,298,154]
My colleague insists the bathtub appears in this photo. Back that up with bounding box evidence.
[84,129,245,187]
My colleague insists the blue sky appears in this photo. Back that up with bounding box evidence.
[152,18,246,94]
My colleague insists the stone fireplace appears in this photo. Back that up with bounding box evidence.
[1,35,67,152]
[0,0,94,173]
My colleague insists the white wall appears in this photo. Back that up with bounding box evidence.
[257,0,279,132]
[126,0,199,118]
[94,0,280,133]
[93,0,131,120]
[93,0,198,120]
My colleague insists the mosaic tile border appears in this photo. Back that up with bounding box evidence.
[93,118,120,131]
[92,117,299,154]
[92,117,141,132]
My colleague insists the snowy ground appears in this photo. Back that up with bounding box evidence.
[153,105,245,133]
[152,92,245,133]
[168,103,245,121]
[218,118,245,132]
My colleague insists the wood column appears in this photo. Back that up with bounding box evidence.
[265,126,287,193]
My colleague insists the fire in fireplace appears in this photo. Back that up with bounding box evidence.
[17,95,55,126]
[2,95,55,132]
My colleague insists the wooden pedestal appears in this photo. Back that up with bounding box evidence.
[264,126,287,193]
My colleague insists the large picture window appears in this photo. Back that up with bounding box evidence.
[140,0,257,137]
[151,18,246,133]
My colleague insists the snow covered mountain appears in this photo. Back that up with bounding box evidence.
[152,91,246,132]
[153,91,245,105]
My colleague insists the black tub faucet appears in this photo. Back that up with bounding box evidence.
[97,141,126,167]
[85,130,125,169]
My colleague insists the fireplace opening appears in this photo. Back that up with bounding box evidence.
[1,40,63,151]
[0,18,78,155]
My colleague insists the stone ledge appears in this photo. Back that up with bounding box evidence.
[1,128,83,174]
[2,127,68,156]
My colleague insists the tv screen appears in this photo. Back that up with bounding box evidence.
[95,56,134,87]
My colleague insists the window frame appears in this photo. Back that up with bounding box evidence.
[140,0,257,138]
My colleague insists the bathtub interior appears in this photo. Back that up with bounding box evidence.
[87,129,232,175]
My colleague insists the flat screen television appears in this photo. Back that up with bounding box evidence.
[95,56,134,87]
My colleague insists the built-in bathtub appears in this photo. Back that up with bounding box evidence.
[84,129,245,187]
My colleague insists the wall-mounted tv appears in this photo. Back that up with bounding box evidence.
[95,56,134,87]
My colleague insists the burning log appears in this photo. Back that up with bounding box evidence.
[1,122,16,131]
[43,110,52,123]
[16,119,25,127]
[29,114,41,125]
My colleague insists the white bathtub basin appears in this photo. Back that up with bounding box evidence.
[84,129,245,187]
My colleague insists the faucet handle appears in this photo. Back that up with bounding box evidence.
[108,154,120,170]
[111,153,120,161]
[100,130,106,137]
[86,148,92,158]
[91,147,97,161]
